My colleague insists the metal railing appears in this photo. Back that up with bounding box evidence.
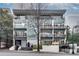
[40,25,66,29]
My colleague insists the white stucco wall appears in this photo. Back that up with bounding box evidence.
[21,40,27,47]
[41,45,59,53]
[64,11,79,29]
[27,39,37,45]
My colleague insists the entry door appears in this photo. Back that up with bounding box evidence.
[15,40,21,46]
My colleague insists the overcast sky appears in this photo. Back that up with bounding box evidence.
[0,3,79,29]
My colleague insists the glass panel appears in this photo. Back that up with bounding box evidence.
[43,41,52,45]
[15,30,26,37]
[54,19,64,25]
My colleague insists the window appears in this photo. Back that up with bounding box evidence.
[15,16,20,19]
[43,41,52,45]
[15,31,26,37]
[54,17,64,25]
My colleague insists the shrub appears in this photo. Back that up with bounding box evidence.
[33,44,42,49]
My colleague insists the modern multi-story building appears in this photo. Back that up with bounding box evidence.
[74,25,79,33]
[13,16,27,47]
[39,10,67,45]
[13,9,67,47]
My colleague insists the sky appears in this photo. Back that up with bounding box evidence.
[0,3,79,29]
[0,3,12,8]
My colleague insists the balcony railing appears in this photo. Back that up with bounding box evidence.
[15,36,27,37]
[54,34,65,38]
[40,25,66,29]
[40,33,54,37]
[15,37,27,40]
[40,33,65,38]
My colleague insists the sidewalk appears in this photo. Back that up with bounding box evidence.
[0,49,69,54]
[0,49,79,56]
[0,49,78,56]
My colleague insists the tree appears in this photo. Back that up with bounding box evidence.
[71,33,79,43]
[28,3,48,52]
[66,26,79,43]
[0,8,13,48]
[66,26,71,43]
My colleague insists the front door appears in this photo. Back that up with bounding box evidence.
[15,40,21,46]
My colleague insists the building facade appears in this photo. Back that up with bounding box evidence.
[40,12,67,45]
[13,16,27,47]
[74,25,79,33]
[13,9,67,47]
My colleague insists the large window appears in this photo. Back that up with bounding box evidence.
[54,17,64,25]
[14,16,26,24]
[15,31,26,37]
[43,41,52,45]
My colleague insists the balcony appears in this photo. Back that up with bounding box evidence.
[15,35,27,37]
[14,28,27,30]
[54,34,65,39]
[40,32,65,39]
[40,33,54,37]
[13,22,27,29]
[15,37,27,40]
[41,37,53,41]
[40,25,66,30]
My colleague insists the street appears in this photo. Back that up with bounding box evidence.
[0,49,79,56]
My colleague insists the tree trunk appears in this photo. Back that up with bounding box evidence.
[37,3,40,52]
[6,34,8,48]
[0,37,1,48]
[37,17,40,52]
